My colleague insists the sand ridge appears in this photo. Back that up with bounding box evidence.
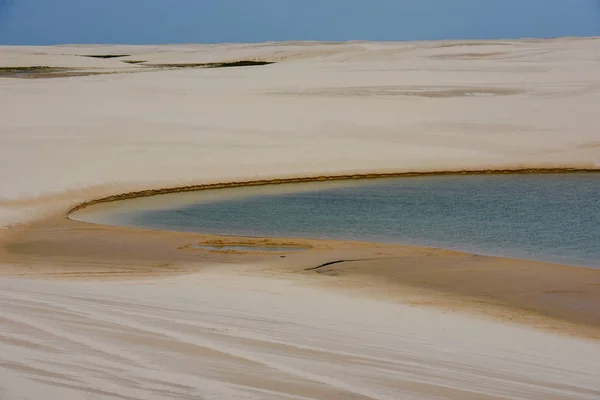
[64,169,598,215]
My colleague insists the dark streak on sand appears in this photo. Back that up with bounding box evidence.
[0,60,275,79]
[144,61,275,69]
[306,258,396,271]
[0,66,110,79]
[81,55,131,59]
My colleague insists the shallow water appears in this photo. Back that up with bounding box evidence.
[77,174,600,268]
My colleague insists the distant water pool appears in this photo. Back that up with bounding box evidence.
[74,174,599,268]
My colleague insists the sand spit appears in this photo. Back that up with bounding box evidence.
[1,38,600,399]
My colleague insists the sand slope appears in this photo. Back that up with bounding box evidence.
[1,38,600,399]
[1,38,599,213]
[2,274,600,400]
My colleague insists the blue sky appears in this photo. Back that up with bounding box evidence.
[0,0,599,45]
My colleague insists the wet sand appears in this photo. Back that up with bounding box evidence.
[2,199,599,340]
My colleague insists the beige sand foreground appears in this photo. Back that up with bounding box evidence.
[1,38,600,399]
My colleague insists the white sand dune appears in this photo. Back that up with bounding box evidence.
[1,274,599,400]
[1,38,599,399]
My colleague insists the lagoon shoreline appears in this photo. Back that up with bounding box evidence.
[66,168,600,215]
[2,170,599,340]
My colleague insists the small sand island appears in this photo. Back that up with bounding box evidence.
[1,39,600,399]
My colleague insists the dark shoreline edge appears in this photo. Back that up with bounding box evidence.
[67,168,599,216]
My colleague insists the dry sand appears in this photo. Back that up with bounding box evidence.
[1,38,600,399]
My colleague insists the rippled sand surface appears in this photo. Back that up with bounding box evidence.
[2,274,599,400]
